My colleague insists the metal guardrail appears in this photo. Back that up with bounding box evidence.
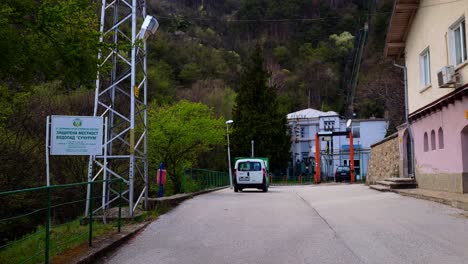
[270,175,315,185]
[270,174,366,185]
[183,168,229,192]
[182,169,366,189]
[0,179,124,264]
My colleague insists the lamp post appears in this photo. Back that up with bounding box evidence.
[226,120,234,189]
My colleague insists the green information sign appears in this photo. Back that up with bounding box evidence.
[50,116,103,156]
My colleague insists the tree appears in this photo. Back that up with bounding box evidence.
[231,45,290,173]
[177,79,237,118]
[0,0,100,89]
[147,100,225,193]
[179,62,203,84]
[147,61,176,104]
[329,31,354,54]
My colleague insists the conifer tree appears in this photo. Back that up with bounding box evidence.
[231,45,290,173]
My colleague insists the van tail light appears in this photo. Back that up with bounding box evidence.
[263,168,266,178]
[234,169,237,177]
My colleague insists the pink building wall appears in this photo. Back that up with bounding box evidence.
[411,98,468,174]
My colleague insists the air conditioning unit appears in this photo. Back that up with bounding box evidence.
[437,65,456,88]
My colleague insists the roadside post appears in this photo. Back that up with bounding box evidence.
[349,130,355,183]
[158,163,165,197]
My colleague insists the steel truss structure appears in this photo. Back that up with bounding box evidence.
[85,0,149,217]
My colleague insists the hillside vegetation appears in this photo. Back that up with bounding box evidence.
[148,0,404,125]
[0,0,404,244]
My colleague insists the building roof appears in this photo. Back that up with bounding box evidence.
[384,0,419,58]
[287,108,339,119]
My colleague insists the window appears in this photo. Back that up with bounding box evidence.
[238,162,262,171]
[431,130,436,150]
[324,120,335,131]
[419,48,431,88]
[424,132,429,152]
[352,123,360,138]
[293,126,300,138]
[354,160,360,167]
[438,127,444,149]
[450,19,467,65]
[354,160,361,176]
[300,126,309,138]
[337,166,350,172]
[346,123,360,138]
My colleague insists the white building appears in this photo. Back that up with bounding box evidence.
[287,108,388,181]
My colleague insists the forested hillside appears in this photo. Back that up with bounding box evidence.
[0,0,403,192]
[147,0,404,125]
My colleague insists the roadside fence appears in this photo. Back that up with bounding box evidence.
[183,168,229,192]
[0,179,124,264]
[270,174,315,185]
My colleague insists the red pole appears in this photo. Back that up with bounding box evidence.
[349,131,355,183]
[315,133,320,183]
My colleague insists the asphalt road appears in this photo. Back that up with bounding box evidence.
[103,185,468,264]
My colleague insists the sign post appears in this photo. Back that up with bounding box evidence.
[46,116,103,185]
[46,115,104,217]
[45,116,51,186]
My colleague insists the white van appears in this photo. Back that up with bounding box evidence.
[233,158,269,192]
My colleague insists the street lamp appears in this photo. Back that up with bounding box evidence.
[226,120,234,189]
[138,15,159,40]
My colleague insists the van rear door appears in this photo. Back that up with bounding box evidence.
[237,160,263,184]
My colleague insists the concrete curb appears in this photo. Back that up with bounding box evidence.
[393,189,468,211]
[147,186,228,209]
[60,186,227,264]
[76,222,150,264]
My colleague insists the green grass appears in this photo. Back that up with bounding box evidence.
[0,219,115,264]
[139,203,174,222]
[0,204,177,264]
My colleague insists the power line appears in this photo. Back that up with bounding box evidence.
[154,12,392,23]
[155,0,464,23]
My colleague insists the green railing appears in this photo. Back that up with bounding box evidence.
[0,179,124,264]
[270,174,366,185]
[183,168,229,192]
[270,174,315,185]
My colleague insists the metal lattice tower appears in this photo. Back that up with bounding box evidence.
[85,0,150,217]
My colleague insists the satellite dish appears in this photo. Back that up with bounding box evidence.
[346,119,352,128]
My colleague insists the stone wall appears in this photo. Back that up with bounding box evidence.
[366,133,400,185]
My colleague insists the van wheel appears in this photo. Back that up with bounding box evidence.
[262,183,268,192]
[234,185,238,192]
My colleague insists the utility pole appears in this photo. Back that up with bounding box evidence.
[251,140,254,157]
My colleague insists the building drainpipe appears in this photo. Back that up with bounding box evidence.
[394,62,415,178]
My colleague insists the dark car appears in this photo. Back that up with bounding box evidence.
[335,166,351,182]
